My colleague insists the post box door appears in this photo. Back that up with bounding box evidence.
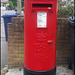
[24,1,57,71]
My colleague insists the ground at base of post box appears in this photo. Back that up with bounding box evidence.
[1,65,74,75]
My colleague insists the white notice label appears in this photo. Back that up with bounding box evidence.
[37,12,47,28]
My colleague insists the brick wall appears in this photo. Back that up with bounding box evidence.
[56,18,71,65]
[8,16,71,68]
[8,16,24,68]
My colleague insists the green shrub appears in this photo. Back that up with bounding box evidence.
[8,1,14,8]
[58,1,74,18]
[9,0,17,8]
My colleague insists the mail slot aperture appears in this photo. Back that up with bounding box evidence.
[32,4,52,7]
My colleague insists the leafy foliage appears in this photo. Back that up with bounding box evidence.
[9,0,17,8]
[58,0,74,18]
[8,1,14,8]
[9,0,24,8]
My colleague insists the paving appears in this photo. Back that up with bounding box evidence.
[1,38,8,69]
[1,65,73,75]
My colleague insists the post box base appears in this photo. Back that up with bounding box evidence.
[24,67,56,75]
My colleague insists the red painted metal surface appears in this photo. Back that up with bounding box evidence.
[24,0,57,71]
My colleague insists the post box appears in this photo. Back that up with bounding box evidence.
[24,0,57,75]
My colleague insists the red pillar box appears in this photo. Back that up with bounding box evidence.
[24,0,57,75]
